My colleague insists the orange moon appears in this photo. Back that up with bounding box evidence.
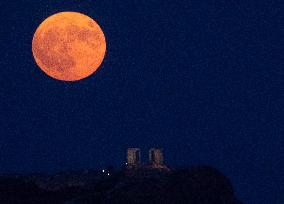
[32,12,106,81]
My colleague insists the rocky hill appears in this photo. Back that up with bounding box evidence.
[0,166,243,204]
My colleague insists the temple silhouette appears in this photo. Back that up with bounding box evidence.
[126,148,170,171]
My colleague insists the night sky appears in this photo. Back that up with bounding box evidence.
[0,0,283,203]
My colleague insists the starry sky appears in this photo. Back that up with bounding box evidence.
[0,0,283,203]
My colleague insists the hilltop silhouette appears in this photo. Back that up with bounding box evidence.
[0,166,242,204]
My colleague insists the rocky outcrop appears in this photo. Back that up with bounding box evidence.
[0,166,243,204]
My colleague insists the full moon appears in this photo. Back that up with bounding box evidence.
[32,12,106,81]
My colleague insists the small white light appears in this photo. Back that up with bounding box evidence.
[125,162,128,165]
[107,173,110,176]
[102,169,105,173]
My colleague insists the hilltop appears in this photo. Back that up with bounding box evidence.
[0,166,242,204]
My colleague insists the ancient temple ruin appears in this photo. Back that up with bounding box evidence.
[126,148,169,171]
[149,148,164,165]
[127,148,141,166]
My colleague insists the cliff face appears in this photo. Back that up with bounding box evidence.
[0,166,242,204]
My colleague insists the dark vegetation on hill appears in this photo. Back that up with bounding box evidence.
[0,166,243,204]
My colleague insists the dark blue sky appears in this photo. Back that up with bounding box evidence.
[0,0,283,203]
